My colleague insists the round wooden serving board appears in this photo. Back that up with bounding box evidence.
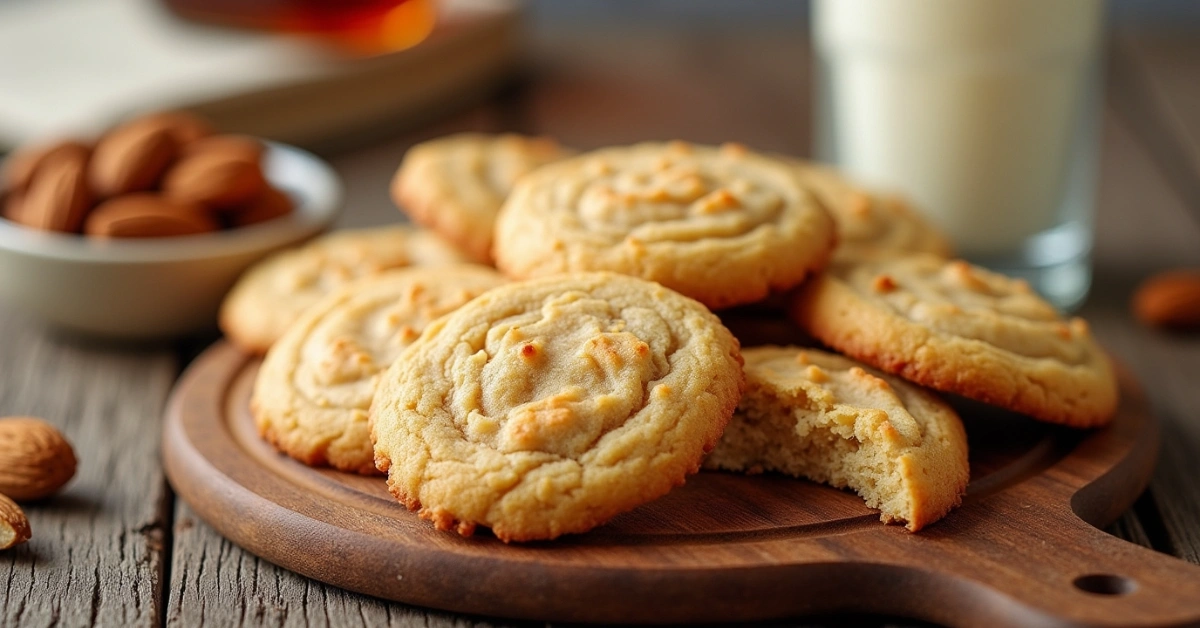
[164,342,1200,627]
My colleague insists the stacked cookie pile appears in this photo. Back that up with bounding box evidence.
[220,134,1118,541]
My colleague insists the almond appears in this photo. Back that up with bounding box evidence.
[182,135,264,164]
[0,493,31,550]
[163,151,266,211]
[0,417,78,501]
[2,190,24,223]
[1134,270,1200,330]
[85,193,218,238]
[230,186,293,228]
[18,149,92,233]
[3,140,91,194]
[89,119,180,198]
[137,110,214,146]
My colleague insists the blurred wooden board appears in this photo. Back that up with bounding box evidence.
[164,342,1200,627]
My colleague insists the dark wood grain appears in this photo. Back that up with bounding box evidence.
[163,342,1200,627]
[0,306,177,627]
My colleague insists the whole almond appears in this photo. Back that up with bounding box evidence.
[1134,270,1200,330]
[163,151,266,211]
[0,493,31,550]
[3,140,91,194]
[89,119,180,198]
[85,193,219,238]
[18,149,92,233]
[231,186,293,228]
[0,417,77,501]
[2,191,24,223]
[183,135,264,164]
[137,110,214,146]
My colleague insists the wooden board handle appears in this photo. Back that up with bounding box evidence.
[893,502,1200,627]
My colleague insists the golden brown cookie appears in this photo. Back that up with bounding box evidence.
[705,346,968,531]
[791,254,1118,427]
[790,162,953,262]
[220,226,467,354]
[370,272,745,541]
[252,265,505,474]
[493,142,836,309]
[391,133,573,262]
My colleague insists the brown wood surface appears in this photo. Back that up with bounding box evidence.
[161,342,1200,627]
[1,12,1199,628]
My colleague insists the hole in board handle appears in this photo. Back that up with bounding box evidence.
[1073,574,1138,596]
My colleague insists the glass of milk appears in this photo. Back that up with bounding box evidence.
[814,0,1104,311]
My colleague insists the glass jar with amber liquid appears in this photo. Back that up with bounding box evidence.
[162,0,437,54]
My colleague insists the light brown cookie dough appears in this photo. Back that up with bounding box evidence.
[791,254,1118,427]
[705,346,969,531]
[391,133,573,262]
[493,142,836,309]
[790,162,953,262]
[220,226,467,354]
[370,272,745,541]
[252,265,505,474]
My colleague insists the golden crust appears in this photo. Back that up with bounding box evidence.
[493,142,837,309]
[790,255,1118,427]
[220,226,468,354]
[391,133,573,263]
[370,272,745,542]
[251,265,505,474]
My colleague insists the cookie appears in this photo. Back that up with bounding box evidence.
[220,226,467,354]
[391,133,573,262]
[705,346,969,531]
[790,162,953,262]
[493,142,836,309]
[370,272,745,541]
[791,254,1118,427]
[252,265,505,474]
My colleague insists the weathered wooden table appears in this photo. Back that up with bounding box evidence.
[2,15,1199,627]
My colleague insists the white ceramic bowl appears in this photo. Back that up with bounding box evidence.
[0,143,342,339]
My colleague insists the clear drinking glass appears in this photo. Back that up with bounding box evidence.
[814,0,1104,311]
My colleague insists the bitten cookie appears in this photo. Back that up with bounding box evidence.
[370,272,745,541]
[791,255,1118,427]
[252,265,505,474]
[790,162,953,262]
[220,226,467,353]
[493,142,836,309]
[391,133,572,262]
[705,346,969,531]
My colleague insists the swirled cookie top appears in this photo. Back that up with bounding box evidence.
[494,142,835,308]
[370,272,745,540]
[221,226,467,353]
[834,255,1096,365]
[251,265,505,474]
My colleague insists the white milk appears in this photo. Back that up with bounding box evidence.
[814,0,1103,256]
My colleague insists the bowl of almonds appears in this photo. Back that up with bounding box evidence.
[0,112,341,339]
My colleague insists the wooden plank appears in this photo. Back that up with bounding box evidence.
[1081,95,1200,566]
[0,306,177,627]
[165,502,519,628]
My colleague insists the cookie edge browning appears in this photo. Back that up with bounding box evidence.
[250,278,384,476]
[371,272,747,542]
[492,143,839,310]
[251,265,505,475]
[391,151,493,264]
[790,273,1119,428]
